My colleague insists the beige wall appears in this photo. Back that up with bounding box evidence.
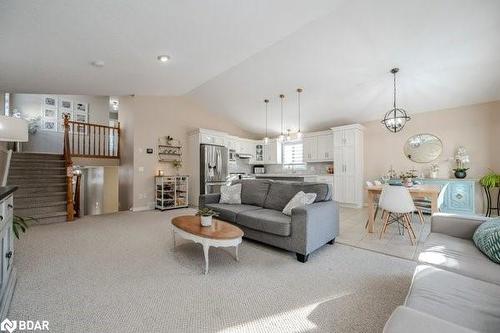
[363,101,500,213]
[118,96,254,211]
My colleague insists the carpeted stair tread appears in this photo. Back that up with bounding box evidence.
[15,191,67,199]
[16,200,67,209]
[12,153,64,160]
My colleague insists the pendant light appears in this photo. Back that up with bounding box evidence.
[296,88,303,140]
[263,99,269,144]
[381,68,410,133]
[278,94,285,142]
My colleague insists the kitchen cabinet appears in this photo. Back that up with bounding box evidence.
[303,137,317,162]
[263,140,282,164]
[0,189,17,320]
[303,131,333,162]
[317,134,334,161]
[332,124,364,207]
[200,131,226,147]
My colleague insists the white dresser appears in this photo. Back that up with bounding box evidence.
[332,124,364,208]
[0,186,17,320]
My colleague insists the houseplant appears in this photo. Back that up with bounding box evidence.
[480,170,500,188]
[13,215,33,239]
[196,208,218,227]
[172,159,182,175]
[453,146,470,178]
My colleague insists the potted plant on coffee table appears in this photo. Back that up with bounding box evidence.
[196,208,219,227]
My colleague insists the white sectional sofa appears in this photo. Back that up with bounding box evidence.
[384,213,500,333]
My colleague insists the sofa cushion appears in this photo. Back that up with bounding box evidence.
[418,233,500,285]
[473,219,500,264]
[383,306,476,333]
[233,179,272,207]
[406,265,500,333]
[204,203,261,223]
[236,209,291,236]
[263,181,330,211]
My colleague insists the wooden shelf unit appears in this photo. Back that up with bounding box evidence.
[155,175,189,210]
[158,144,183,162]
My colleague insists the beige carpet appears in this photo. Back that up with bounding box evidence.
[10,209,415,332]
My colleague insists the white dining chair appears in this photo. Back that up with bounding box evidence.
[378,185,418,245]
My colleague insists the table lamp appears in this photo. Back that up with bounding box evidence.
[0,115,29,186]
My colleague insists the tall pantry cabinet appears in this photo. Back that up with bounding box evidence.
[332,124,364,208]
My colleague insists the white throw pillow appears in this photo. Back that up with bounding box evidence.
[219,183,242,204]
[282,191,317,216]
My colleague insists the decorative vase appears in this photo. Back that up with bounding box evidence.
[200,215,212,227]
[455,170,467,179]
[402,178,413,187]
[430,171,438,179]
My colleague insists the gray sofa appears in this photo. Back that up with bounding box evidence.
[199,179,339,262]
[384,213,500,333]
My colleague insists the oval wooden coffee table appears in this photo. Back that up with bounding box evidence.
[171,215,244,274]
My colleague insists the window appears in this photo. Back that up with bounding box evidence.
[282,141,305,170]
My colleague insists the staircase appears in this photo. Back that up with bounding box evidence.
[8,152,69,224]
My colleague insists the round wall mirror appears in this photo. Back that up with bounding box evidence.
[404,134,442,163]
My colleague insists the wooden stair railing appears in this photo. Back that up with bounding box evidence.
[63,114,75,222]
[67,119,120,159]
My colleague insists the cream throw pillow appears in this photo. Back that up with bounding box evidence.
[282,191,317,216]
[219,183,242,204]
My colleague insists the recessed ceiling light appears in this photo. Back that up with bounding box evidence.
[91,60,105,67]
[157,55,170,63]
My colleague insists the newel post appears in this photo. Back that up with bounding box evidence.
[63,114,74,221]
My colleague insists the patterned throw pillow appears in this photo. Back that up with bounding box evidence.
[219,183,242,205]
[282,191,317,216]
[473,218,500,264]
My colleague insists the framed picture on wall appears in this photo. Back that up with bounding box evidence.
[75,102,87,113]
[44,96,57,108]
[43,108,57,118]
[59,99,73,111]
[42,119,57,131]
[75,112,87,123]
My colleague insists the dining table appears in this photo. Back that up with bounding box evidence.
[365,184,442,233]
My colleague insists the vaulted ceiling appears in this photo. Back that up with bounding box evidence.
[2,0,500,136]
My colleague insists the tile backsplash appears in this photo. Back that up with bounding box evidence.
[266,162,334,175]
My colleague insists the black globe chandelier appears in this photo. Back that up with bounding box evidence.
[381,68,410,133]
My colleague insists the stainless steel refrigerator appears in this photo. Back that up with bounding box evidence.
[200,144,228,195]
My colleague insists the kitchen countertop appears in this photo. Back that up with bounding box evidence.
[252,173,333,178]
[0,186,18,201]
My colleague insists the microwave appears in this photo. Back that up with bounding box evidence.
[253,166,265,174]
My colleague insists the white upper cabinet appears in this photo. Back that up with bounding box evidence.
[317,134,334,161]
[250,139,281,164]
[303,131,333,162]
[303,136,318,162]
[199,129,226,147]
